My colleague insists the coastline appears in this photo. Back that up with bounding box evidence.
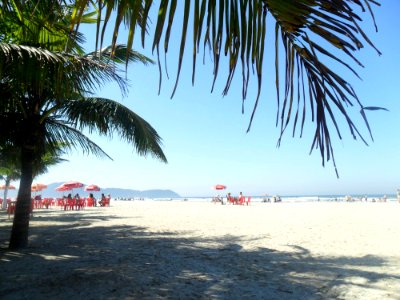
[1,201,400,299]
[115,194,398,203]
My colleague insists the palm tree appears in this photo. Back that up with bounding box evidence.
[0,143,67,210]
[0,2,167,249]
[64,0,382,174]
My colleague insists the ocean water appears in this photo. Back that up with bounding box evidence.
[116,194,398,203]
[4,189,396,203]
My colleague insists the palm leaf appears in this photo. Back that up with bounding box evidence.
[0,43,129,104]
[58,97,167,162]
[44,119,112,160]
[85,44,154,66]
[81,0,381,173]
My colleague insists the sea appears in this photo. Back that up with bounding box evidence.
[3,188,397,203]
[113,194,398,203]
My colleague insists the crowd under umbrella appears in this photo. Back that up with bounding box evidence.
[212,184,226,202]
[84,184,101,196]
[1,184,16,209]
[61,181,84,196]
[0,184,16,200]
[85,184,101,206]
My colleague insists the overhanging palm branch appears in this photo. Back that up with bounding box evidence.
[66,0,382,174]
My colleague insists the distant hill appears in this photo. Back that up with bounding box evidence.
[99,187,181,199]
[3,182,180,199]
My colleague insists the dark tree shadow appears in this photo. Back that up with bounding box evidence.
[1,210,399,300]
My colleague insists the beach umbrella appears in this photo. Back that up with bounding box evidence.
[31,183,47,192]
[0,184,16,190]
[62,181,84,189]
[55,185,72,198]
[213,184,226,190]
[61,181,83,198]
[84,184,101,192]
[55,185,72,192]
[84,184,101,207]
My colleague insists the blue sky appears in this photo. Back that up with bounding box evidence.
[32,2,400,197]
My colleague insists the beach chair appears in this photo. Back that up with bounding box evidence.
[75,198,85,210]
[100,197,110,207]
[86,197,93,207]
[43,198,52,209]
[7,200,16,219]
[246,196,251,206]
[65,198,75,210]
[57,198,64,208]
[227,195,235,205]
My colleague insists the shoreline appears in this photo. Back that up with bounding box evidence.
[1,201,400,299]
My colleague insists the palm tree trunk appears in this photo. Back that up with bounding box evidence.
[9,147,34,250]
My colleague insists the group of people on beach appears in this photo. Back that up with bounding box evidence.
[87,193,111,207]
[212,192,251,205]
[63,193,111,208]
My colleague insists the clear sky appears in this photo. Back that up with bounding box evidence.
[32,2,400,197]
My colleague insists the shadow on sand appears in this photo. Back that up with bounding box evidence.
[0,209,399,299]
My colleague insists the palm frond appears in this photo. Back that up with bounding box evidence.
[0,43,129,104]
[44,119,112,160]
[58,97,167,162]
[264,0,381,175]
[64,0,381,173]
[85,44,154,66]
[0,0,85,53]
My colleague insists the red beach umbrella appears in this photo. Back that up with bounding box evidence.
[0,184,16,190]
[55,185,72,199]
[62,181,84,189]
[55,185,72,192]
[84,184,101,192]
[31,183,47,192]
[213,184,226,190]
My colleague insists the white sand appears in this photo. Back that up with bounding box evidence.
[1,201,400,299]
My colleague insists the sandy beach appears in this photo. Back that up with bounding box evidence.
[1,201,400,299]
